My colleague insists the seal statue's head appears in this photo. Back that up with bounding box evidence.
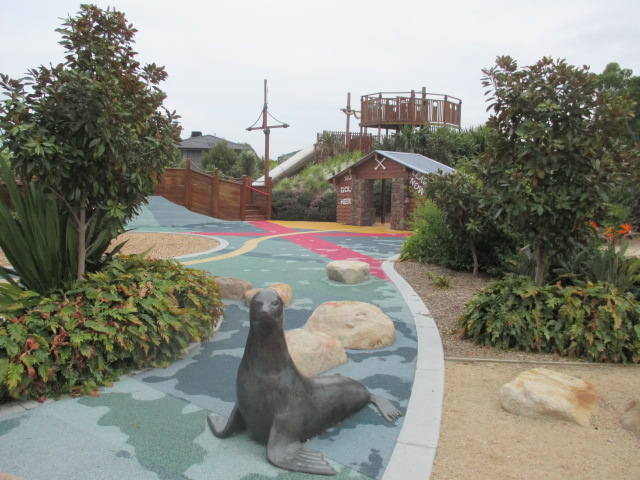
[249,289,284,332]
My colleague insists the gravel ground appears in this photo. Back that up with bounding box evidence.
[0,232,219,268]
[108,232,220,258]
[392,254,639,480]
[393,260,580,362]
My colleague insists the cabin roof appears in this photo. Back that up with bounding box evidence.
[329,150,454,180]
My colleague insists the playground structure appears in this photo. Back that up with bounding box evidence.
[330,150,455,230]
[156,85,462,222]
[359,89,462,134]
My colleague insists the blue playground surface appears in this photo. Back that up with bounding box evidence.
[0,197,444,480]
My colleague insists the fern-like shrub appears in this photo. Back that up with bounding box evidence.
[459,275,640,363]
[0,255,223,402]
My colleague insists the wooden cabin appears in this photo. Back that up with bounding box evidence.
[329,150,454,230]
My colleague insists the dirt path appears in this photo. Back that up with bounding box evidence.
[432,362,640,480]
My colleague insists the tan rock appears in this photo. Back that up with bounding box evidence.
[0,473,28,480]
[304,301,395,350]
[500,368,599,427]
[244,283,293,307]
[214,276,252,300]
[621,400,640,438]
[326,260,370,284]
[285,328,347,376]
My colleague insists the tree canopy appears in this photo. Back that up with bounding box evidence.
[479,56,637,284]
[200,141,260,178]
[0,5,181,278]
[598,62,640,142]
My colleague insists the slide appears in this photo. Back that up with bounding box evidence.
[253,144,316,186]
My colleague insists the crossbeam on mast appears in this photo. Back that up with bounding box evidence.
[247,79,289,180]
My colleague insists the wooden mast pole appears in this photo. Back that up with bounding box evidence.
[261,79,270,180]
[340,92,360,152]
[247,79,289,220]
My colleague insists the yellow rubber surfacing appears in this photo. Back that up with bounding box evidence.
[180,221,410,266]
[269,221,411,235]
[181,229,328,265]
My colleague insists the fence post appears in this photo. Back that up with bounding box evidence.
[185,159,192,210]
[212,169,220,218]
[240,176,248,221]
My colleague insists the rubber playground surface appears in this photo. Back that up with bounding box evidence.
[0,197,444,480]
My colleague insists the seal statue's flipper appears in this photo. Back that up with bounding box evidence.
[267,421,337,476]
[208,405,246,438]
[371,395,403,422]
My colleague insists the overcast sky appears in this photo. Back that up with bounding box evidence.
[2,0,639,159]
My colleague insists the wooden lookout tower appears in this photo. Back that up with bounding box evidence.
[335,87,462,152]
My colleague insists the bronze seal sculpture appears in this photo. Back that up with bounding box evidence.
[208,288,402,475]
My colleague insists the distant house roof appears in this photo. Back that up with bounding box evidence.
[178,133,252,153]
[329,150,454,181]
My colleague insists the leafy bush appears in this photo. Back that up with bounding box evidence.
[402,200,466,267]
[425,271,453,289]
[460,275,640,363]
[553,243,640,295]
[0,5,182,279]
[400,199,478,270]
[272,189,336,222]
[0,156,123,296]
[0,255,223,402]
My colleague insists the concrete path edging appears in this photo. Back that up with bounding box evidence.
[381,255,445,480]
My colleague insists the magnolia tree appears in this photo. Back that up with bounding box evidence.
[0,5,181,278]
[479,56,637,285]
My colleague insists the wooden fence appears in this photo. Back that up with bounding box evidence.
[317,131,376,153]
[155,160,271,221]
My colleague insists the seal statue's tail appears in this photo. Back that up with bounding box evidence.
[370,395,403,422]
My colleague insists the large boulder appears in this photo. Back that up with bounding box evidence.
[621,400,640,438]
[326,260,370,285]
[304,301,395,350]
[285,328,347,377]
[244,283,293,307]
[214,276,252,300]
[500,368,599,427]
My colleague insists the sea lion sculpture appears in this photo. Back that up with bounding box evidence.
[208,288,402,475]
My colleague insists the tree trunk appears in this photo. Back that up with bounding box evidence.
[470,241,479,277]
[534,244,545,286]
[77,206,87,280]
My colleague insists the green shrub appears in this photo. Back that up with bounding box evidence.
[430,273,453,289]
[0,155,124,296]
[400,199,470,269]
[401,197,520,275]
[601,203,633,229]
[460,275,640,363]
[0,255,223,402]
[272,189,336,222]
[554,243,640,297]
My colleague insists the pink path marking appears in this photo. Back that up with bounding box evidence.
[248,221,392,281]
[190,232,267,237]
